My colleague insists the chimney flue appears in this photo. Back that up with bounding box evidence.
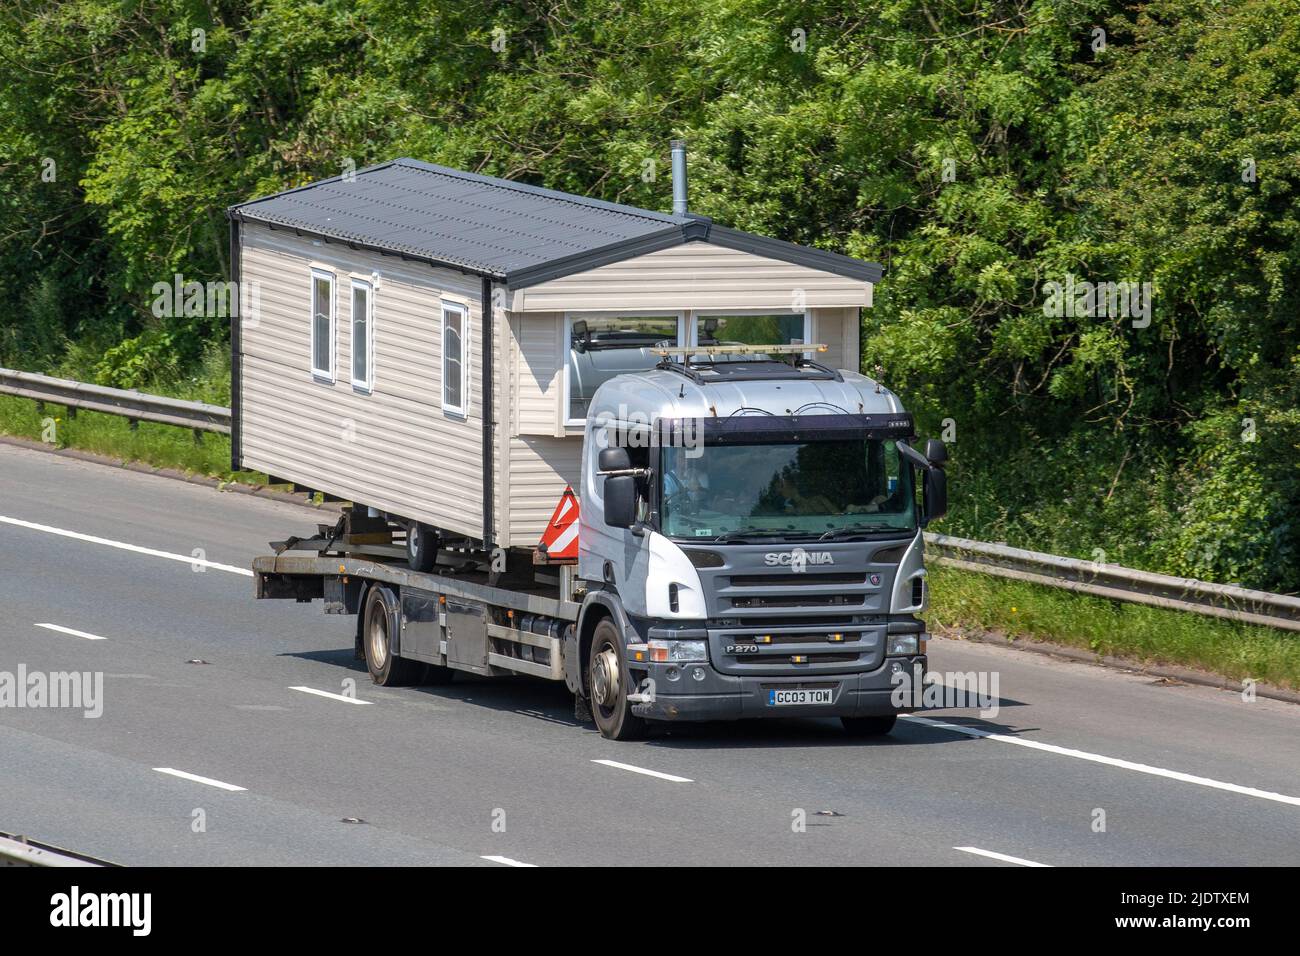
[670,139,688,217]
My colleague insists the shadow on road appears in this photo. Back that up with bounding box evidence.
[278,647,1036,748]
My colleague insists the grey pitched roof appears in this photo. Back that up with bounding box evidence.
[228,157,883,288]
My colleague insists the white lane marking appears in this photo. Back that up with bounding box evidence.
[903,715,1300,807]
[153,768,247,792]
[0,514,252,576]
[591,759,693,783]
[290,685,373,705]
[955,846,1051,867]
[35,623,107,641]
[481,855,538,867]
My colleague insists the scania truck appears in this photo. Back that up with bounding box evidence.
[253,348,948,740]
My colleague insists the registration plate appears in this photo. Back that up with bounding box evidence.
[768,688,833,707]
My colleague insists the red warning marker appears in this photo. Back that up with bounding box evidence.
[539,486,580,560]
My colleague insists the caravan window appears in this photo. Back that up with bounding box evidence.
[442,301,468,416]
[693,312,807,350]
[310,270,335,381]
[564,313,684,424]
[350,279,373,392]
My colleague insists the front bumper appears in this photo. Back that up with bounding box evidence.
[628,655,927,722]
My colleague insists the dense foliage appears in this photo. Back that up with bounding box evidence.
[1,0,1296,590]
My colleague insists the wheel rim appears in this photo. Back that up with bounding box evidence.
[368,605,389,670]
[591,642,621,716]
[408,528,419,559]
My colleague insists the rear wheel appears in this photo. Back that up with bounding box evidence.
[362,586,425,686]
[841,715,897,737]
[406,522,438,573]
[587,618,647,741]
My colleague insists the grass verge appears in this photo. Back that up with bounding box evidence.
[926,564,1300,690]
[0,393,260,483]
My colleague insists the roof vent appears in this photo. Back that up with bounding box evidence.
[671,140,688,217]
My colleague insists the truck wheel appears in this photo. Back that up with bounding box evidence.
[587,619,647,741]
[841,715,897,737]
[407,522,438,573]
[362,586,423,686]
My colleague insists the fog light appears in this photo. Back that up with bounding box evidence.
[647,639,707,663]
[887,634,920,656]
[665,666,681,682]
[691,667,706,681]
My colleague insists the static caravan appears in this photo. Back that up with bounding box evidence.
[227,150,882,558]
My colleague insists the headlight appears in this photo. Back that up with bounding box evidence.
[887,634,922,656]
[647,639,708,663]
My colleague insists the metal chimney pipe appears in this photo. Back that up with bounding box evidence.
[670,139,688,216]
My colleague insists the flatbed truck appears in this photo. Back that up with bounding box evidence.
[252,351,948,740]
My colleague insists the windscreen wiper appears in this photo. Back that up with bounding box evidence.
[712,528,796,543]
[817,524,901,541]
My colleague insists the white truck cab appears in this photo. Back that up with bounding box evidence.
[567,350,948,739]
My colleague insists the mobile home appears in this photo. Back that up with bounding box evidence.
[227,149,882,554]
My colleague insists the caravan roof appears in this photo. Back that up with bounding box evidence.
[228,158,883,290]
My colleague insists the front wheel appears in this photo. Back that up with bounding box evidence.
[362,586,425,686]
[587,619,647,741]
[841,715,897,737]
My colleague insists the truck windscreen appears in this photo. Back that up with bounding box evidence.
[660,438,916,540]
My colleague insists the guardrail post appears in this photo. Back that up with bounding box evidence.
[66,405,77,420]
[128,418,139,432]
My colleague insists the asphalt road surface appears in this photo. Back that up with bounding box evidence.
[2,442,1297,866]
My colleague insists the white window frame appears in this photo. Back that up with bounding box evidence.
[310,268,336,382]
[689,309,811,353]
[563,311,686,428]
[441,299,470,418]
[350,278,374,393]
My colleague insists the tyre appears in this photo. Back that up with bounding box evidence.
[587,618,647,741]
[407,522,438,573]
[841,715,897,737]
[362,586,425,686]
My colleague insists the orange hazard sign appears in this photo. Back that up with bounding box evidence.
[539,486,580,559]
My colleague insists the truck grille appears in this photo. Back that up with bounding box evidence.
[731,594,855,608]
[743,653,859,665]
[708,622,885,676]
[711,566,888,618]
[689,537,908,675]
[730,572,865,587]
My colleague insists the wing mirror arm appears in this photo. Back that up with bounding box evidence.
[896,439,932,471]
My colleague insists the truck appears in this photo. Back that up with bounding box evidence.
[234,143,948,739]
[252,348,948,740]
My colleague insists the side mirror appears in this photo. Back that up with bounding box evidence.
[922,467,948,526]
[598,447,631,473]
[925,438,948,467]
[604,474,638,529]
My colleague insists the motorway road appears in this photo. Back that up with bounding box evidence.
[1,442,1298,867]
